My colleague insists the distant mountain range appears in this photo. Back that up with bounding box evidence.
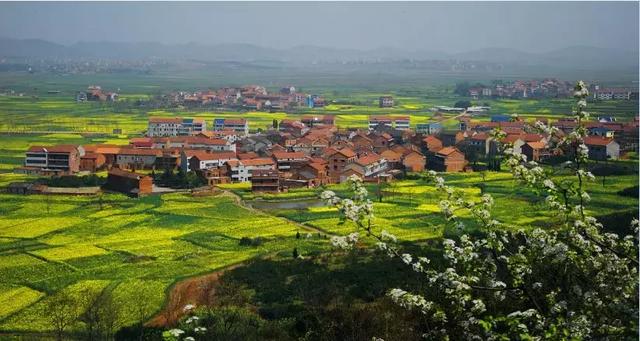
[0,37,637,71]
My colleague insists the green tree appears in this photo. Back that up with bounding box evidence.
[46,291,79,341]
[454,100,472,109]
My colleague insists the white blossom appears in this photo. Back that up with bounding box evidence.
[168,329,185,337]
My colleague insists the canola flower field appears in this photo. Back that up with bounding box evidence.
[228,171,639,241]
[0,191,327,333]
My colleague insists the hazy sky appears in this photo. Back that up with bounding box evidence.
[0,2,637,53]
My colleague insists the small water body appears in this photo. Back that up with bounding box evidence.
[248,198,325,211]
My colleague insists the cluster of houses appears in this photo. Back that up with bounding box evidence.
[468,79,574,99]
[467,80,639,101]
[158,85,326,111]
[452,114,638,162]
[17,111,638,195]
[76,85,119,102]
[591,86,639,101]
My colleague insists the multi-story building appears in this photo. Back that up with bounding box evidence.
[369,116,393,130]
[213,118,249,135]
[226,158,276,182]
[251,169,281,193]
[147,117,207,137]
[181,150,238,172]
[394,116,410,130]
[368,116,410,130]
[115,148,162,170]
[271,151,308,171]
[151,136,235,152]
[23,145,84,175]
[379,96,394,108]
[593,88,636,101]
[429,147,467,172]
[422,135,444,154]
[340,154,389,182]
[326,147,357,181]
[178,118,207,135]
[301,115,335,127]
[416,122,442,135]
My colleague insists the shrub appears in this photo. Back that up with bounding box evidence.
[617,186,639,198]
[239,237,265,247]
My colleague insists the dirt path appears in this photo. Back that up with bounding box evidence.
[147,261,246,327]
[148,190,334,327]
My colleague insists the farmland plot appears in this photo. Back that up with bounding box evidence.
[0,192,325,333]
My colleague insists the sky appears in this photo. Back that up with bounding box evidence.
[0,2,637,53]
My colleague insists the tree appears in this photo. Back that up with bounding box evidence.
[319,82,639,339]
[454,82,471,96]
[79,287,121,340]
[134,290,157,341]
[46,291,79,341]
[454,100,472,109]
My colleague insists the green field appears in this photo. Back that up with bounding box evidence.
[0,191,329,333]
[0,71,636,136]
[225,171,639,241]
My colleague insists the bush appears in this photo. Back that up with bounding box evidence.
[589,163,637,176]
[239,237,265,247]
[617,186,639,198]
[43,174,105,187]
[596,209,639,236]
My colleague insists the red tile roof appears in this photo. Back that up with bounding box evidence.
[380,149,401,162]
[355,154,382,166]
[272,151,307,160]
[149,117,182,124]
[238,152,258,160]
[83,144,123,154]
[185,150,237,160]
[326,147,356,158]
[117,148,162,156]
[436,147,461,156]
[584,136,615,146]
[525,141,547,149]
[422,135,442,145]
[239,158,276,166]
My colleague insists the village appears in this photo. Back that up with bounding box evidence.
[137,84,326,111]
[14,103,639,197]
[458,78,639,100]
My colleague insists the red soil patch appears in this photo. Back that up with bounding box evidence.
[147,262,244,327]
